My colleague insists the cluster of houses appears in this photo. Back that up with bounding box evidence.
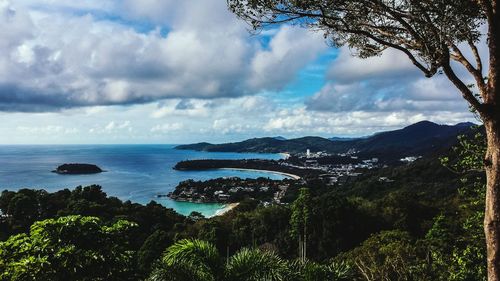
[168,177,295,204]
[280,150,381,185]
[168,149,408,206]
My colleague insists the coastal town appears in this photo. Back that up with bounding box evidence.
[167,149,410,205]
[168,177,301,204]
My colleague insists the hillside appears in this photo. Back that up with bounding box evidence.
[176,121,476,160]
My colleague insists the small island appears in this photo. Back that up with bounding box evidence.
[52,163,103,175]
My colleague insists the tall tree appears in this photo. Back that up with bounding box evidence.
[227,1,500,279]
[290,188,312,262]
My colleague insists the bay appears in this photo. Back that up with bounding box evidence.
[0,144,286,217]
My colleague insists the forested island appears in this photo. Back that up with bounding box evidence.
[52,163,103,174]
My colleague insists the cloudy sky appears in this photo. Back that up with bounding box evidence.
[0,0,477,144]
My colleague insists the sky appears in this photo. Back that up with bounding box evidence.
[0,0,479,144]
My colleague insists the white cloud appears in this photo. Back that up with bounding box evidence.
[150,122,183,133]
[0,0,481,144]
[263,107,474,136]
[0,0,328,111]
[16,125,79,135]
[249,26,327,90]
[306,43,473,114]
[327,47,418,84]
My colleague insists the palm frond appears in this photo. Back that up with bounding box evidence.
[225,248,288,281]
[150,239,222,281]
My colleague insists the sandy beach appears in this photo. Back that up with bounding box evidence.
[279,152,291,160]
[211,202,240,217]
[219,167,301,180]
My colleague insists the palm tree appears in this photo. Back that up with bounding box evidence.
[287,259,353,281]
[148,239,287,281]
[225,248,288,281]
[148,239,353,281]
[148,239,222,281]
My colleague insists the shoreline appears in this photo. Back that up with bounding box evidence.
[218,167,301,180]
[279,152,291,160]
[210,203,239,217]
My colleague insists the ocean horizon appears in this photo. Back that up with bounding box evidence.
[0,144,287,217]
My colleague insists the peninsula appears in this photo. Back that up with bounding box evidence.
[168,177,302,204]
[173,159,321,178]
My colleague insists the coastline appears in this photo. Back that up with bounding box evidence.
[218,167,301,180]
[279,152,291,160]
[211,202,239,217]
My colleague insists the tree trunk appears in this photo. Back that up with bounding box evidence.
[298,234,302,262]
[484,117,500,281]
[303,223,307,261]
[485,2,499,279]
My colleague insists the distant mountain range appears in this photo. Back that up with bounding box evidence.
[328,136,361,141]
[175,121,477,160]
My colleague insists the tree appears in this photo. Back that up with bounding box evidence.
[287,259,353,281]
[138,230,173,273]
[428,129,489,280]
[148,238,350,281]
[148,239,288,281]
[150,239,223,281]
[227,1,500,279]
[339,230,427,280]
[290,188,312,262]
[0,215,138,281]
[224,248,288,281]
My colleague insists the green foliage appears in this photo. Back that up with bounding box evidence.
[151,239,222,281]
[307,195,382,260]
[0,130,490,279]
[0,215,137,281]
[138,230,172,272]
[441,131,486,173]
[149,239,353,281]
[425,131,487,280]
[225,248,287,281]
[290,188,311,237]
[0,186,188,279]
[228,204,292,255]
[290,188,312,261]
[340,230,428,280]
[287,260,354,281]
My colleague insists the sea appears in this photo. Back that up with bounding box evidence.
[0,145,287,217]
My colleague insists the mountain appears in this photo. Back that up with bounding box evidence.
[175,142,213,151]
[328,136,360,141]
[350,121,476,158]
[175,121,476,159]
[273,136,287,141]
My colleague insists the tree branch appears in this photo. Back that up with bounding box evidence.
[342,27,436,77]
[441,54,484,115]
[450,43,488,95]
[468,40,484,74]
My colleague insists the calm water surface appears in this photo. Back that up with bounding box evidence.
[0,145,286,216]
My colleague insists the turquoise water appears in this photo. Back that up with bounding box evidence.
[0,145,286,217]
